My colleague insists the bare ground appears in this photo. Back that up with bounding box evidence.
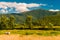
[0,35,60,40]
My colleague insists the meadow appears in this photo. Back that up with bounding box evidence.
[0,30,60,36]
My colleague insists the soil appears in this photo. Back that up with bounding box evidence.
[0,35,60,40]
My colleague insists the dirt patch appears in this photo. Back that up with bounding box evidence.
[0,35,60,40]
[0,34,20,40]
[19,35,60,40]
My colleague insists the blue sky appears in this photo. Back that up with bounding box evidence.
[0,0,60,13]
[1,0,60,9]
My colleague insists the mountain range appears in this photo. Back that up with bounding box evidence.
[0,9,60,25]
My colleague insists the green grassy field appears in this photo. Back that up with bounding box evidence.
[0,30,60,36]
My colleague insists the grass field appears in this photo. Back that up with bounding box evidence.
[0,30,60,40]
[0,30,60,36]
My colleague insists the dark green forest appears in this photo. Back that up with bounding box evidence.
[0,9,60,30]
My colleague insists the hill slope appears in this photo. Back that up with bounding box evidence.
[0,9,59,24]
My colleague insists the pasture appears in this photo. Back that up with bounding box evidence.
[0,30,60,40]
[0,30,60,36]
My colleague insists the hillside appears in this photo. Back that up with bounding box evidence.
[0,9,60,29]
[0,9,58,23]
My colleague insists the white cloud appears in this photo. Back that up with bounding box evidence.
[0,9,8,13]
[27,3,46,8]
[0,2,47,13]
[27,3,40,8]
[0,9,6,13]
[49,9,60,12]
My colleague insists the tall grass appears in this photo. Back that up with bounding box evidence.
[0,30,60,36]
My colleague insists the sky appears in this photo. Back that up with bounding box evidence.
[0,0,60,13]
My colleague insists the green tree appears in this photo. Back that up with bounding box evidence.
[25,15,33,29]
[0,15,8,29]
[8,15,15,29]
[48,23,53,28]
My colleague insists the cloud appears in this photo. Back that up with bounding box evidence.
[27,3,46,8]
[49,9,60,12]
[0,9,8,13]
[0,2,47,13]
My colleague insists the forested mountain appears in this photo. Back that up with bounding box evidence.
[0,9,60,29]
[0,9,58,23]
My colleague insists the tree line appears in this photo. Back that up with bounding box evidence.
[0,14,60,30]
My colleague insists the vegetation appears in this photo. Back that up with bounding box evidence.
[0,30,60,36]
[0,9,60,30]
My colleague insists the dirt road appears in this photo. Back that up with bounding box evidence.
[0,35,60,40]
